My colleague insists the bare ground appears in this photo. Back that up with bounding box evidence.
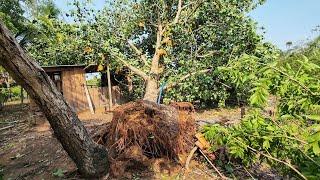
[0,103,222,179]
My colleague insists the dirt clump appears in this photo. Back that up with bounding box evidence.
[94,100,196,177]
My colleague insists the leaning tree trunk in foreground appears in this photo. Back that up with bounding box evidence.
[0,21,109,177]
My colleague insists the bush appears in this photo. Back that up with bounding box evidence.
[202,39,320,179]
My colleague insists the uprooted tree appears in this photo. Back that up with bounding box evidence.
[0,21,109,177]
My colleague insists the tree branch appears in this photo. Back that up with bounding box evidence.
[127,41,148,65]
[173,0,183,24]
[237,139,307,180]
[258,62,319,96]
[165,69,210,90]
[114,56,149,80]
[150,24,163,76]
[183,0,204,23]
[196,50,220,58]
[164,68,231,91]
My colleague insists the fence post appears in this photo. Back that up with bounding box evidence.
[106,58,113,111]
[84,84,95,114]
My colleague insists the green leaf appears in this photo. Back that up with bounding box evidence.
[52,168,66,178]
[281,114,294,119]
[263,140,270,150]
[312,142,320,155]
[306,115,320,122]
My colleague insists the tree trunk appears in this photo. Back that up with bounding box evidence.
[126,75,133,93]
[0,21,109,177]
[143,78,159,102]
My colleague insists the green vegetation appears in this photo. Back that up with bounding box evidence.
[0,88,8,109]
[52,168,66,178]
[0,0,60,47]
[1,0,320,178]
[203,37,320,179]
[26,0,271,103]
[86,76,101,86]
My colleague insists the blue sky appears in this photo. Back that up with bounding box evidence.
[55,0,320,50]
[250,0,320,49]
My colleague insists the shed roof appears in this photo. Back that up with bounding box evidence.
[42,64,99,73]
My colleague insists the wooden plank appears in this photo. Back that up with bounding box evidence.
[62,71,71,107]
[61,68,88,112]
[106,59,113,111]
[87,86,108,109]
[84,84,95,114]
[80,70,88,111]
[74,69,80,110]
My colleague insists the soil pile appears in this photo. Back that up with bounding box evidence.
[94,100,196,177]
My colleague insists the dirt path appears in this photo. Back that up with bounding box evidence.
[0,104,112,179]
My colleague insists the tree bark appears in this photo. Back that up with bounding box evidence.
[143,78,159,102]
[0,21,109,177]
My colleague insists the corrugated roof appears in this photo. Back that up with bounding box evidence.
[41,64,86,68]
[41,64,99,73]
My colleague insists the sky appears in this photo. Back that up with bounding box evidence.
[55,0,320,50]
[250,0,320,49]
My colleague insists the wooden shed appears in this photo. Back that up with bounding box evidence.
[38,64,123,113]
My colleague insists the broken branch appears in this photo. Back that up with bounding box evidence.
[173,0,183,24]
[198,149,226,179]
[128,41,148,65]
[236,139,307,180]
[114,56,149,80]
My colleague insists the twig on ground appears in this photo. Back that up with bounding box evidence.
[195,166,218,179]
[198,148,226,179]
[0,120,25,124]
[243,166,255,180]
[0,124,14,131]
[196,119,217,125]
[96,136,103,144]
[236,139,307,180]
[185,146,198,169]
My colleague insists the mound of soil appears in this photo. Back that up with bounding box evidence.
[93,100,196,177]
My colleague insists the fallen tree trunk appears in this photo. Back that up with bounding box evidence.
[0,21,109,177]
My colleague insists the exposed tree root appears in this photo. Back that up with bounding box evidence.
[93,100,196,177]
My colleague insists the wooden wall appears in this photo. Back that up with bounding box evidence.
[62,68,88,112]
[87,86,124,110]
[30,67,125,113]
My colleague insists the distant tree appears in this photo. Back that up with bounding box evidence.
[286,41,293,49]
[0,0,60,47]
[281,36,320,78]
